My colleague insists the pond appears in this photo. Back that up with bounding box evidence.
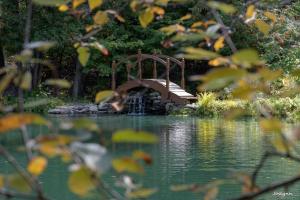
[0,116,299,200]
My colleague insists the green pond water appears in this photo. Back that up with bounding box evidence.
[1,116,300,200]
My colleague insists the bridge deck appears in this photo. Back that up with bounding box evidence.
[147,79,196,99]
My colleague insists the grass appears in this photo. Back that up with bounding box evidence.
[170,92,300,122]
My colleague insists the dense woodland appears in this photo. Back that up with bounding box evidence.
[1,0,299,99]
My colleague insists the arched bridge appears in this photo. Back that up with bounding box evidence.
[111,50,196,105]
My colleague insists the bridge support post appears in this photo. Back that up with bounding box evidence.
[153,50,157,79]
[181,58,185,90]
[166,58,170,97]
[112,60,116,90]
[138,49,142,80]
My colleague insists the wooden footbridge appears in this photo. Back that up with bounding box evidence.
[111,50,196,105]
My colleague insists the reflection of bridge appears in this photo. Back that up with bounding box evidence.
[111,50,196,104]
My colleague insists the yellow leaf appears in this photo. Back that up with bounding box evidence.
[88,0,103,11]
[93,11,109,25]
[207,1,236,14]
[214,36,225,51]
[245,5,255,19]
[204,187,219,200]
[264,11,276,23]
[58,4,69,12]
[133,150,152,164]
[191,21,204,28]
[130,0,139,12]
[45,79,71,88]
[151,6,165,16]
[77,47,90,66]
[208,57,229,67]
[112,129,158,144]
[255,19,271,35]
[180,14,192,21]
[0,114,49,133]
[27,156,48,176]
[115,14,125,22]
[160,24,185,35]
[139,8,154,28]
[68,167,95,196]
[112,157,144,174]
[271,134,289,153]
[95,90,114,103]
[260,118,283,133]
[0,175,4,189]
[20,71,32,90]
[72,0,86,9]
[127,188,158,199]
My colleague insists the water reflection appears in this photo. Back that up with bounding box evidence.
[0,116,300,200]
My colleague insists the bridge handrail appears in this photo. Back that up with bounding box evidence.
[111,49,186,92]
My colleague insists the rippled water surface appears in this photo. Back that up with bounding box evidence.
[1,116,299,200]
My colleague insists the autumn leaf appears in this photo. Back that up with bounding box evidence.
[93,11,109,25]
[73,0,85,9]
[88,0,103,11]
[260,118,283,133]
[180,47,220,60]
[68,166,95,196]
[112,129,158,144]
[207,1,236,14]
[180,14,192,21]
[0,114,49,133]
[95,90,114,103]
[77,47,90,66]
[133,150,152,164]
[264,11,277,24]
[112,157,144,174]
[27,156,48,176]
[255,19,271,35]
[214,36,225,51]
[58,4,69,12]
[8,174,31,193]
[231,49,260,67]
[127,188,158,199]
[139,8,154,28]
[245,5,256,22]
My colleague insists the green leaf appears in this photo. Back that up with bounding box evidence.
[112,129,158,143]
[45,79,71,88]
[207,1,236,14]
[68,166,95,196]
[127,188,158,199]
[198,68,247,91]
[77,47,90,66]
[139,8,154,28]
[33,0,69,6]
[95,90,114,103]
[231,49,260,67]
[112,157,144,174]
[20,71,32,90]
[8,174,31,193]
[179,47,220,60]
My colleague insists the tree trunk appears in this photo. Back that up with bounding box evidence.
[73,59,82,99]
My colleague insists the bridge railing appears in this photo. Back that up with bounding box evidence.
[111,49,185,93]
